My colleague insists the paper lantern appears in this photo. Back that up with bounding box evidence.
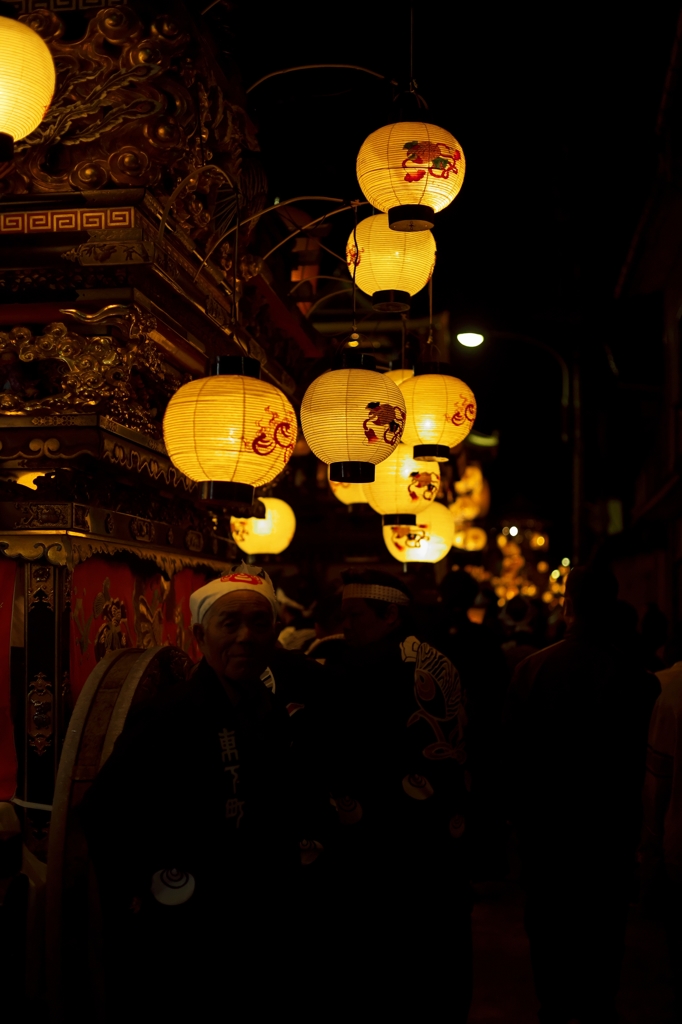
[301,368,406,483]
[385,368,414,387]
[356,121,465,231]
[346,213,435,312]
[383,501,454,564]
[328,468,368,506]
[399,372,476,461]
[453,526,487,552]
[230,498,296,555]
[0,17,55,160]
[364,443,440,524]
[163,357,297,504]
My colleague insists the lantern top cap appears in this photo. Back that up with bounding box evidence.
[213,355,261,379]
[413,362,457,377]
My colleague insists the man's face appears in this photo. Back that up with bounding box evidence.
[341,597,399,649]
[193,591,276,683]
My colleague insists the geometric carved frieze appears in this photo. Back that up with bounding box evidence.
[0,207,134,234]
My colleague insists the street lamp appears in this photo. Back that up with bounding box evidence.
[456,329,580,562]
[456,332,484,348]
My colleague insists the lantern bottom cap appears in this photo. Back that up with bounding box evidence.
[382,513,417,525]
[329,461,375,483]
[413,444,450,462]
[372,290,411,313]
[388,204,435,232]
[201,481,255,505]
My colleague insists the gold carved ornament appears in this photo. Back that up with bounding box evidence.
[0,304,178,437]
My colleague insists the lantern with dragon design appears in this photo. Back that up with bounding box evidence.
[399,370,477,461]
[328,468,368,506]
[383,500,455,564]
[356,121,465,232]
[364,443,440,525]
[230,498,296,555]
[163,356,297,505]
[346,213,436,312]
[301,363,406,483]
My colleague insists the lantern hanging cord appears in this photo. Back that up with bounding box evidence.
[233,202,240,328]
[351,200,360,336]
[246,65,399,94]
[260,201,369,263]
[194,195,346,281]
[409,7,416,92]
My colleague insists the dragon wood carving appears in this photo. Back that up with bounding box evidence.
[0,304,178,437]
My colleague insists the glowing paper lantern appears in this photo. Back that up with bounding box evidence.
[301,367,406,483]
[364,443,440,524]
[356,121,465,231]
[385,368,414,387]
[163,357,297,504]
[399,372,476,461]
[328,468,368,506]
[453,526,487,552]
[383,501,454,564]
[0,17,55,160]
[346,213,435,312]
[230,497,296,555]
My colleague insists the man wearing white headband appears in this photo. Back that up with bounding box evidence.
[82,561,328,1017]
[324,569,472,1022]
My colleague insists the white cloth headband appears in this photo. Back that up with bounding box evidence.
[343,583,410,606]
[190,563,279,625]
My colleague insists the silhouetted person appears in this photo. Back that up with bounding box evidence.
[642,600,668,672]
[501,595,539,674]
[439,569,509,880]
[326,569,472,1022]
[82,564,328,1019]
[507,566,659,1024]
[642,658,682,1019]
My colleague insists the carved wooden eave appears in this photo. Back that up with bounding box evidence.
[0,520,235,576]
[0,413,188,486]
[0,189,297,396]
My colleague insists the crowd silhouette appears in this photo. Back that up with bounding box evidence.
[82,560,679,1023]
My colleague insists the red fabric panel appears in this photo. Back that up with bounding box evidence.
[70,559,208,701]
[0,560,17,800]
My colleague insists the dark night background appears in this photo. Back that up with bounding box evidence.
[210,1,681,559]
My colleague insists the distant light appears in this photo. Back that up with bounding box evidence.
[347,340,359,348]
[536,536,545,546]
[551,569,560,580]
[457,332,484,348]
[561,557,570,567]
[502,527,509,535]
[509,525,519,537]
[273,197,280,205]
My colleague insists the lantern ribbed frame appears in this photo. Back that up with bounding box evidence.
[346,214,435,299]
[163,375,297,486]
[364,443,440,517]
[328,468,368,506]
[399,373,476,459]
[0,17,55,143]
[301,368,406,481]
[383,501,455,564]
[356,121,465,219]
[230,497,296,556]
